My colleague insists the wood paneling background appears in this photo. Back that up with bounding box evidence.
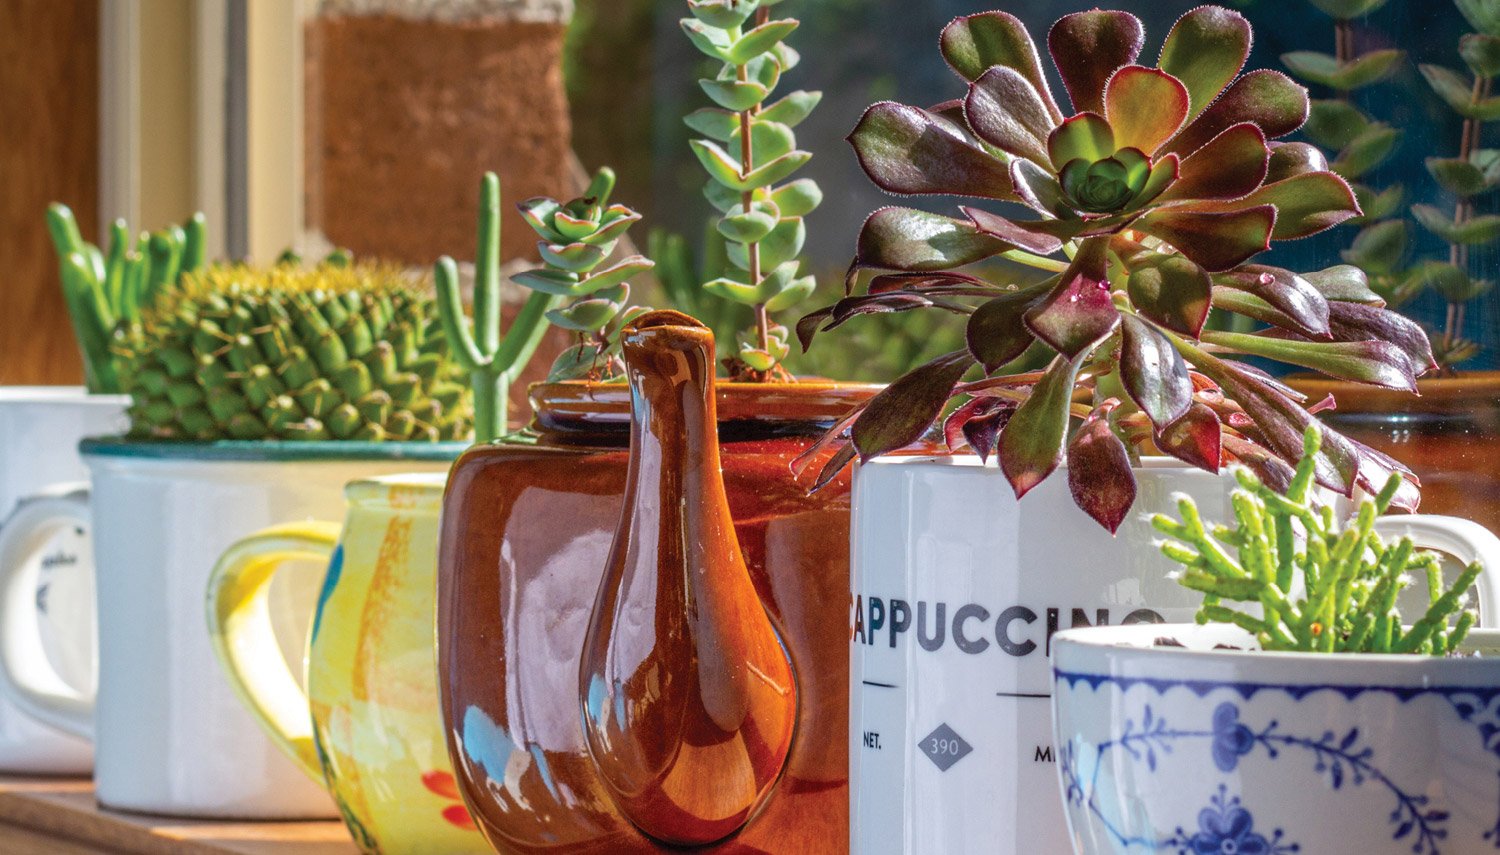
[0,0,98,386]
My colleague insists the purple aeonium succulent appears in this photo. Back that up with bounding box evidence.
[798,5,1435,531]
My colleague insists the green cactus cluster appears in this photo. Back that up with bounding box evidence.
[1157,425,1480,655]
[436,172,566,442]
[118,263,471,442]
[511,167,654,382]
[682,0,822,378]
[45,204,207,393]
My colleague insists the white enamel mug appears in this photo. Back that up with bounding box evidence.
[0,438,461,818]
[849,455,1500,855]
[0,386,126,774]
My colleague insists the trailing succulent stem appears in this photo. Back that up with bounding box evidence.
[46,204,208,394]
[1156,425,1480,655]
[1408,1,1500,369]
[511,167,654,384]
[683,0,822,378]
[1283,0,1412,312]
[797,5,1434,530]
[436,172,562,443]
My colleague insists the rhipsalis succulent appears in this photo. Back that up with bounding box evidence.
[436,172,564,442]
[1410,0,1500,369]
[682,0,823,379]
[799,6,1436,530]
[118,262,471,442]
[45,204,208,394]
[512,167,654,382]
[1156,425,1481,655]
[1283,0,1412,309]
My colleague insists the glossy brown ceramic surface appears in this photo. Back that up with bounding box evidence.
[438,315,876,853]
[1293,372,1500,532]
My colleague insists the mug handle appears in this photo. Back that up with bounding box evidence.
[206,520,341,783]
[1374,515,1500,626]
[0,485,96,740]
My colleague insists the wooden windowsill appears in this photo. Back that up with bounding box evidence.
[0,777,356,854]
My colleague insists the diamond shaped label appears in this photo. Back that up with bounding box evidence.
[918,723,972,771]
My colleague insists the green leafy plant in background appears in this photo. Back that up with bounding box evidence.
[119,261,470,442]
[436,172,565,443]
[1157,424,1480,654]
[1282,0,1413,310]
[682,0,823,379]
[45,204,208,393]
[800,6,1436,529]
[648,221,750,358]
[509,167,654,383]
[1409,0,1500,368]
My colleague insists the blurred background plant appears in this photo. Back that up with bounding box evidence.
[1409,0,1500,369]
[565,0,1500,382]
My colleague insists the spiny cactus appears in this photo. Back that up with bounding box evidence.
[45,204,208,393]
[512,167,655,382]
[119,262,471,442]
[436,172,563,443]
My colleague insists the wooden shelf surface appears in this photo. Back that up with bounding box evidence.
[0,777,358,854]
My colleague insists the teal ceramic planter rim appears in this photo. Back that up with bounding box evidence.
[79,436,468,463]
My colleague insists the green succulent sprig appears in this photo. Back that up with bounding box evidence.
[683,0,823,378]
[511,167,654,382]
[435,172,562,443]
[45,204,207,394]
[1156,424,1480,655]
[1282,0,1412,310]
[797,6,1435,531]
[1408,0,1500,369]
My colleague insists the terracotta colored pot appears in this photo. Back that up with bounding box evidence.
[437,312,878,852]
[1292,371,1500,532]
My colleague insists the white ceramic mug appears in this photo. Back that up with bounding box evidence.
[0,386,125,774]
[0,438,460,818]
[848,455,1500,855]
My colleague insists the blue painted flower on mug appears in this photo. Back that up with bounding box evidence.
[1211,703,1256,774]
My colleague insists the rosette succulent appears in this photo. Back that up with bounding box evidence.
[800,6,1436,530]
[512,167,654,381]
[682,0,823,378]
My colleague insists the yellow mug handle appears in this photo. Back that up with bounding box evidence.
[206,520,341,783]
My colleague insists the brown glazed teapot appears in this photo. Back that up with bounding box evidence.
[437,310,876,852]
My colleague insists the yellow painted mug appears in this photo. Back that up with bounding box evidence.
[207,473,486,854]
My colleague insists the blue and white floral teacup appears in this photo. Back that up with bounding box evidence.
[1053,623,1500,855]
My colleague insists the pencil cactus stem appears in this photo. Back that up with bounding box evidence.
[435,255,487,371]
[60,252,119,393]
[495,290,561,383]
[474,172,502,355]
[182,213,207,273]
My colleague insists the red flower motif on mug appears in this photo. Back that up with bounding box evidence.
[421,770,478,831]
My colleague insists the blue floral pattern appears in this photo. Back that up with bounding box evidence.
[1058,698,1461,854]
[1182,786,1295,855]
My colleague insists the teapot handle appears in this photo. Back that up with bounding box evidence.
[206,520,341,783]
[1373,515,1500,626]
[0,484,96,740]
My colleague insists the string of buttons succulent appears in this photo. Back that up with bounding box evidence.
[796,6,1437,529]
[682,0,822,380]
[1156,425,1480,654]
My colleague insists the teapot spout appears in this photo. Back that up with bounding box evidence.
[578,310,797,846]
